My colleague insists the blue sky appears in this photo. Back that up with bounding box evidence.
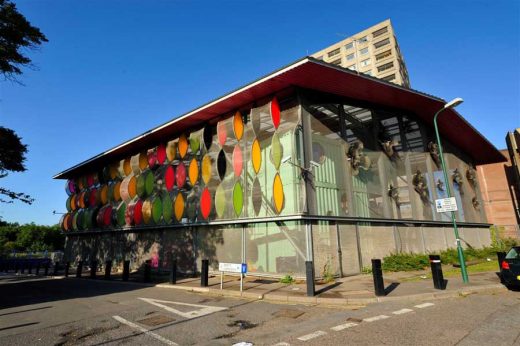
[1,0,519,225]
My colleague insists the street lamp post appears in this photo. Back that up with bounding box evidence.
[433,97,469,283]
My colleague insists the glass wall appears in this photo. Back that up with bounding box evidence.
[302,90,487,224]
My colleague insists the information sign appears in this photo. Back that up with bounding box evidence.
[435,197,458,213]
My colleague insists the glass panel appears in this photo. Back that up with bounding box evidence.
[337,223,361,275]
[245,221,307,276]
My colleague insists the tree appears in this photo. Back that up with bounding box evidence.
[0,126,34,204]
[0,0,47,204]
[0,0,48,81]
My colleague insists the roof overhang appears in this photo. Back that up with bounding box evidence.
[54,57,506,179]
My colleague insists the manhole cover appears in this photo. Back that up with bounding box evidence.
[273,309,305,319]
[137,315,176,326]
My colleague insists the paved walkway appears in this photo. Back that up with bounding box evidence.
[156,268,507,306]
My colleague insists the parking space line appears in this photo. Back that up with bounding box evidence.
[113,315,178,346]
[297,330,327,341]
[363,315,390,322]
[393,308,413,315]
[331,322,358,331]
[414,302,434,309]
[272,343,291,346]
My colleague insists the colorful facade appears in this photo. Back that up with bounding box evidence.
[55,58,505,278]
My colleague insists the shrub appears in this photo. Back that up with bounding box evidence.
[382,253,429,272]
[321,263,335,283]
[280,274,295,284]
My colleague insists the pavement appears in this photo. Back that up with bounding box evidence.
[152,266,507,306]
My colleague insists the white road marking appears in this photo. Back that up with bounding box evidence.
[297,330,327,341]
[363,315,390,322]
[138,297,227,319]
[113,315,178,346]
[393,308,414,315]
[331,322,358,331]
[414,302,435,309]
[272,343,291,346]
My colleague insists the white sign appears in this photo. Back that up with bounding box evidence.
[435,197,458,213]
[218,262,243,273]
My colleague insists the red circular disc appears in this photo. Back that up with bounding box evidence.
[232,145,243,177]
[200,187,211,219]
[176,162,186,188]
[157,144,166,164]
[271,97,280,129]
[87,174,95,188]
[147,149,158,169]
[217,121,227,147]
[103,205,113,226]
[134,199,143,225]
[165,165,175,191]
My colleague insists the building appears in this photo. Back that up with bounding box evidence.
[55,58,505,280]
[477,149,520,239]
[311,19,411,88]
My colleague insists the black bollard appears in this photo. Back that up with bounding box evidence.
[90,260,97,279]
[200,259,209,287]
[35,261,41,275]
[28,260,33,274]
[429,255,445,290]
[104,260,112,280]
[14,260,19,273]
[76,260,83,278]
[305,261,316,297]
[169,259,177,285]
[20,260,25,274]
[44,260,50,276]
[64,262,70,277]
[53,261,60,276]
[144,260,152,283]
[122,260,130,281]
[371,259,386,296]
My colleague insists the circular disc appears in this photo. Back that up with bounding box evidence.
[176,162,186,188]
[232,145,243,177]
[217,121,227,147]
[215,184,226,218]
[233,111,244,141]
[178,134,188,159]
[200,187,211,219]
[164,165,175,191]
[252,138,262,174]
[174,192,185,222]
[217,149,227,180]
[233,181,243,217]
[162,192,173,223]
[273,173,284,214]
[189,158,199,185]
[270,133,283,170]
[201,155,212,184]
[271,97,280,129]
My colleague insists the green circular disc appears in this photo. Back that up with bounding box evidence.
[136,173,146,198]
[107,183,114,202]
[233,181,243,217]
[66,196,72,212]
[189,132,200,154]
[117,201,126,226]
[145,170,154,196]
[271,133,283,170]
[215,184,226,218]
[162,192,173,223]
[152,196,163,224]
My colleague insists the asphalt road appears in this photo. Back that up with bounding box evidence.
[0,274,519,345]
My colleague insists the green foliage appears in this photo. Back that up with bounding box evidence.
[279,274,295,284]
[383,239,520,272]
[321,262,335,283]
[382,252,430,272]
[361,266,372,274]
[0,222,64,255]
[0,0,48,81]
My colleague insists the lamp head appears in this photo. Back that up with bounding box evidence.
[444,97,463,109]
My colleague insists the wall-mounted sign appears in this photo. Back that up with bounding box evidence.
[435,197,458,213]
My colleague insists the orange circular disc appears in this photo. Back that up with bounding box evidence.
[252,138,262,175]
[178,134,188,159]
[233,111,244,141]
[189,157,199,185]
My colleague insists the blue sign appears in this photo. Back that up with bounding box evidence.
[241,263,247,274]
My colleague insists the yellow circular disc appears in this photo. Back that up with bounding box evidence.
[189,158,199,185]
[174,192,185,222]
[123,158,132,176]
[273,173,284,214]
[252,138,262,175]
[166,140,177,161]
[178,134,188,159]
[201,155,212,184]
[138,151,148,171]
[142,199,152,224]
[233,111,244,141]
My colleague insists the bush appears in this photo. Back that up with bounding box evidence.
[280,274,295,284]
[382,253,429,272]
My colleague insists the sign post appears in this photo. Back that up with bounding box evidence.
[218,262,247,292]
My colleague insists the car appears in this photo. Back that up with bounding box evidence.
[500,246,520,289]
